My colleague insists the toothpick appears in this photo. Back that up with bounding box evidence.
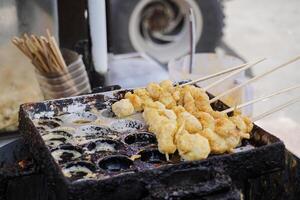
[203,58,265,91]
[222,84,300,114]
[252,96,300,121]
[210,55,300,103]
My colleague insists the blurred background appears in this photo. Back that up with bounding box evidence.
[0,0,299,155]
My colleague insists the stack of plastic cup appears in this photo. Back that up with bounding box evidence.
[35,50,91,100]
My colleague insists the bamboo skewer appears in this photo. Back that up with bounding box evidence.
[203,58,266,91]
[180,62,249,86]
[209,55,300,103]
[252,96,300,122]
[222,84,300,114]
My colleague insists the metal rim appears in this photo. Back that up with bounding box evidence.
[129,0,203,63]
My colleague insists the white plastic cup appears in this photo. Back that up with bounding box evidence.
[36,53,91,100]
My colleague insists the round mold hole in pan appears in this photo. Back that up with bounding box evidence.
[37,120,61,129]
[100,109,116,118]
[60,112,98,125]
[124,132,157,145]
[42,130,73,140]
[98,155,133,172]
[139,149,166,164]
[74,125,118,139]
[110,119,146,132]
[83,139,123,154]
[62,161,96,179]
[51,144,82,163]
[43,130,75,149]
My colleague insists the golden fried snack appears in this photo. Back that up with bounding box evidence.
[156,121,177,155]
[215,117,237,137]
[230,115,248,133]
[159,80,175,93]
[159,109,177,121]
[176,127,210,161]
[200,128,228,154]
[172,106,186,116]
[243,116,253,133]
[146,83,162,100]
[183,91,198,115]
[112,99,135,118]
[159,90,177,109]
[125,92,143,112]
[143,107,177,156]
[133,88,151,100]
[195,111,215,130]
[112,80,255,161]
[224,135,241,152]
[210,111,228,119]
[177,111,202,134]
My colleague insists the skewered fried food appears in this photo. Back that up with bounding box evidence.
[112,99,135,118]
[177,111,202,134]
[156,121,177,155]
[125,92,143,112]
[176,125,210,161]
[215,117,237,138]
[183,91,198,115]
[230,112,253,133]
[112,80,254,161]
[159,80,175,93]
[147,83,162,100]
[195,111,215,130]
[200,128,228,154]
[143,107,177,156]
[159,90,177,109]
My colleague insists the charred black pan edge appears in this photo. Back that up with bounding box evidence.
[19,108,68,200]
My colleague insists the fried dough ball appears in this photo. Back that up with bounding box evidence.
[183,91,198,114]
[143,108,162,132]
[156,121,177,155]
[195,100,214,113]
[172,106,186,117]
[177,111,202,134]
[230,115,247,133]
[243,116,253,133]
[143,107,177,155]
[172,91,181,102]
[143,101,165,110]
[210,111,228,119]
[195,111,215,130]
[160,80,175,93]
[147,83,162,100]
[201,128,228,154]
[176,127,210,161]
[159,90,177,109]
[215,117,237,137]
[134,88,149,98]
[112,99,135,118]
[159,109,177,121]
[125,92,143,111]
[224,135,241,152]
[188,85,209,102]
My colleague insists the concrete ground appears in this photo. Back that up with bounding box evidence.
[223,0,300,156]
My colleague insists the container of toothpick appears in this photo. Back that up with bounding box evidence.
[35,49,91,99]
[12,32,91,100]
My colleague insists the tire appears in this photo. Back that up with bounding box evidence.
[195,0,224,52]
[108,0,224,60]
